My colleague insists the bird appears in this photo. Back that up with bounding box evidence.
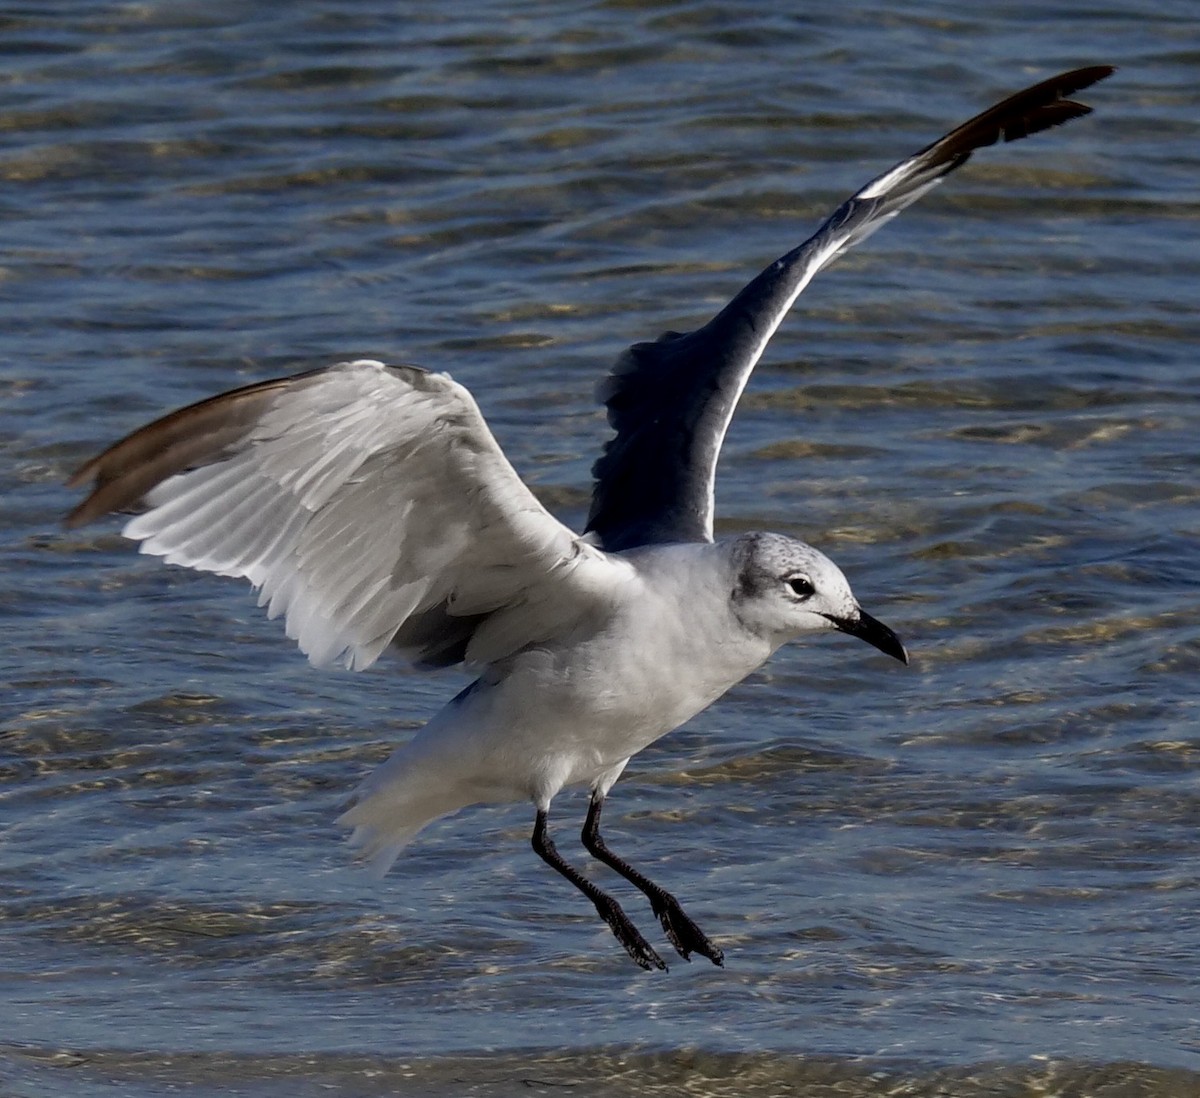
[65,65,1113,971]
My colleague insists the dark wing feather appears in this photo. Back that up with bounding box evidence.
[585,65,1114,552]
[64,371,322,528]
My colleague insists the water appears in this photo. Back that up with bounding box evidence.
[3,1,1198,1094]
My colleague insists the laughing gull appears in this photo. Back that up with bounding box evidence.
[66,65,1112,971]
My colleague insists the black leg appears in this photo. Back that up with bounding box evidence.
[531,809,667,971]
[581,794,725,967]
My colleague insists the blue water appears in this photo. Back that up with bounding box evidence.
[3,2,1199,1095]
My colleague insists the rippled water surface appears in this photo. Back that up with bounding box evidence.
[3,2,1199,1095]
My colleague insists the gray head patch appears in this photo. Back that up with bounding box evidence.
[728,531,858,620]
[731,532,794,602]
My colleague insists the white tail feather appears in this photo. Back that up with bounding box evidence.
[336,737,474,876]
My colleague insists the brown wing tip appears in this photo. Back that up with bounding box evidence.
[61,372,303,533]
[1058,64,1118,92]
[1012,62,1116,138]
[64,454,103,494]
[927,63,1115,168]
[63,456,118,528]
[62,432,155,529]
[63,494,110,530]
[1001,64,1116,142]
[999,99,1092,143]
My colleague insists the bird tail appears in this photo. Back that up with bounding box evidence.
[337,683,494,876]
[338,808,427,878]
[336,757,456,877]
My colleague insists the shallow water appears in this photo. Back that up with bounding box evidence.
[3,1,1199,1095]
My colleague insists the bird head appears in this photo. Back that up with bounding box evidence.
[728,532,908,664]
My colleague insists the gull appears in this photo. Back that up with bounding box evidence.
[65,65,1112,971]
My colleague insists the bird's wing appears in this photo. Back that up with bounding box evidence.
[585,65,1114,552]
[66,359,629,671]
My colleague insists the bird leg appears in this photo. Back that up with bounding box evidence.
[581,794,725,967]
[531,809,667,971]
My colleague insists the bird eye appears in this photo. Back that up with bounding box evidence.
[786,575,814,599]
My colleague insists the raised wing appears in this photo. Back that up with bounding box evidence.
[585,65,1114,552]
[66,359,627,671]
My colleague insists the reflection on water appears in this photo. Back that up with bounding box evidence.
[4,1044,1200,1098]
[2,0,1199,1094]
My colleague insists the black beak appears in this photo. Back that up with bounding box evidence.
[826,609,909,665]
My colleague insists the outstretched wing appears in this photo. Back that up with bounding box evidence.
[66,359,627,671]
[585,65,1115,552]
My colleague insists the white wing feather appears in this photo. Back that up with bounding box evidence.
[122,359,623,671]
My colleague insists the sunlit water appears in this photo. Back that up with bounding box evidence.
[3,2,1199,1095]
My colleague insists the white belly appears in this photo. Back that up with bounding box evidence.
[430,585,773,802]
[338,541,775,871]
